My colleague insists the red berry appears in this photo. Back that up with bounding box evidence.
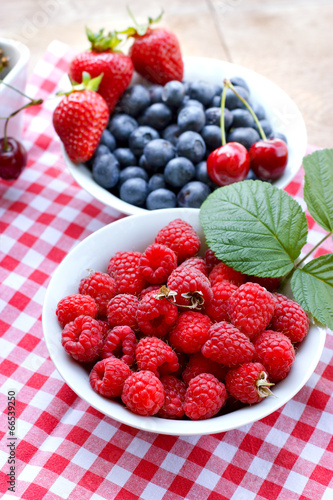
[207,142,250,186]
[101,325,137,366]
[0,137,27,181]
[79,271,117,316]
[106,294,139,330]
[201,321,255,367]
[204,248,221,274]
[169,311,212,354]
[107,251,147,295]
[182,352,228,385]
[61,315,104,362]
[121,370,165,416]
[245,275,281,292]
[158,375,186,419]
[139,243,177,284]
[184,373,227,420]
[269,298,309,343]
[204,280,238,323]
[253,330,295,382]
[167,266,212,310]
[136,337,179,378]
[228,282,275,339]
[136,290,178,338]
[155,218,200,263]
[178,256,208,276]
[209,261,245,287]
[249,138,288,181]
[89,357,132,397]
[56,294,98,328]
[225,362,273,404]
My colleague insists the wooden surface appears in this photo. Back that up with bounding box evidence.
[1,0,332,147]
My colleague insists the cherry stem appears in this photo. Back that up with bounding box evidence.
[1,98,43,151]
[224,79,267,141]
[220,81,228,146]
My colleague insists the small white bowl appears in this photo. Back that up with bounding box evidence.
[62,57,307,216]
[42,208,325,436]
[0,38,30,142]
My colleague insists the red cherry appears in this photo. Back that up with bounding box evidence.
[249,138,288,181]
[207,142,250,186]
[0,137,28,181]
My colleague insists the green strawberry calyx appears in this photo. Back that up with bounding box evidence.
[57,72,104,96]
[85,27,123,52]
[119,8,164,38]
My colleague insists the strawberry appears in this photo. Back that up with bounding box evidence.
[69,28,134,113]
[123,10,183,85]
[53,73,109,164]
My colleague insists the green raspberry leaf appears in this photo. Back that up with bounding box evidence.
[303,148,333,233]
[199,180,308,277]
[291,253,333,329]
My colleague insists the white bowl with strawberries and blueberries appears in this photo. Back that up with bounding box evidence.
[42,209,326,435]
[52,16,307,216]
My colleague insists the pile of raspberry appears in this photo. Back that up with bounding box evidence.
[56,218,310,421]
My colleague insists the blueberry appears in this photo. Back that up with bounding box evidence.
[147,174,166,193]
[146,188,177,210]
[227,127,260,150]
[205,107,221,126]
[119,166,149,185]
[251,102,266,120]
[164,157,195,188]
[177,106,206,132]
[213,84,223,96]
[231,109,255,128]
[225,86,250,110]
[201,125,222,151]
[109,114,138,144]
[144,139,175,170]
[92,153,120,189]
[149,84,163,103]
[113,148,137,167]
[162,124,182,146]
[195,161,217,189]
[119,178,148,206]
[230,76,250,93]
[212,95,221,108]
[272,132,288,144]
[177,181,211,208]
[139,103,172,130]
[162,80,185,108]
[255,119,273,137]
[176,131,206,164]
[118,84,151,117]
[128,126,160,157]
[246,169,259,181]
[99,129,116,151]
[93,144,111,160]
[180,97,205,110]
[188,81,216,106]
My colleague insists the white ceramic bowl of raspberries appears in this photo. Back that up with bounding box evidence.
[42,208,326,435]
[62,57,307,216]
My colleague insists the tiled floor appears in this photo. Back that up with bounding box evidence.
[1,0,332,147]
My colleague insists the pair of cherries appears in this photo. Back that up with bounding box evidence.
[207,80,288,186]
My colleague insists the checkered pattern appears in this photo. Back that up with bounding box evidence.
[0,40,332,500]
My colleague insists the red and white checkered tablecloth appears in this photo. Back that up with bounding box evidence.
[1,40,333,500]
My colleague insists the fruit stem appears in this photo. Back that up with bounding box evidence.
[1,98,43,151]
[256,371,275,398]
[220,81,228,146]
[0,79,38,102]
[224,79,267,141]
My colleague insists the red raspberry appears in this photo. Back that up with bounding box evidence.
[204,280,238,322]
[209,262,245,287]
[97,319,110,339]
[201,321,255,367]
[253,330,296,382]
[225,362,273,404]
[169,311,212,354]
[139,244,177,284]
[154,218,201,263]
[158,375,186,419]
[136,290,178,338]
[182,352,228,385]
[78,271,117,316]
[107,294,139,330]
[246,275,281,292]
[273,292,290,304]
[269,299,309,343]
[89,357,132,397]
[139,285,161,298]
[121,370,165,416]
[101,325,137,366]
[167,266,213,310]
[136,337,179,377]
[56,294,97,327]
[228,282,275,339]
[204,248,221,274]
[61,315,103,362]
[184,373,228,420]
[107,251,147,295]
[178,256,208,276]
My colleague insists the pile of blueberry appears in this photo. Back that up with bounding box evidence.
[87,77,284,210]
